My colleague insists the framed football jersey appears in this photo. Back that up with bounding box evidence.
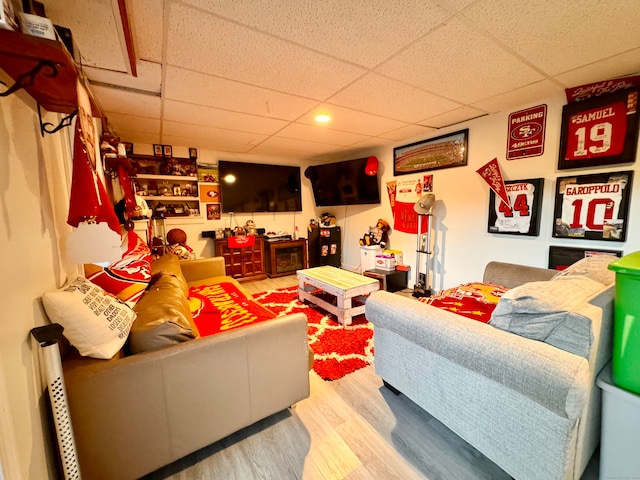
[558,89,639,170]
[552,171,633,241]
[487,178,544,236]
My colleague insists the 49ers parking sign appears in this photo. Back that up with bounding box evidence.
[507,105,547,160]
[558,89,639,170]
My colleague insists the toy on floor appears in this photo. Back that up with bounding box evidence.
[359,219,390,249]
[166,228,196,260]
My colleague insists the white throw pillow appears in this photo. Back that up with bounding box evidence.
[42,277,136,359]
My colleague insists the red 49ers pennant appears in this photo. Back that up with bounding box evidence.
[477,158,510,209]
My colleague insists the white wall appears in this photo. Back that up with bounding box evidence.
[130,89,640,291]
[127,143,320,258]
[0,86,63,478]
[337,90,640,290]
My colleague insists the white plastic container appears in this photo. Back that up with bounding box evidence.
[360,245,383,272]
[596,362,640,479]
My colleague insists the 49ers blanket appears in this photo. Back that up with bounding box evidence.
[188,282,276,337]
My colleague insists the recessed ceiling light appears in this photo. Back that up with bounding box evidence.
[315,114,331,123]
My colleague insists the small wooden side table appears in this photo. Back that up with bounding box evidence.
[363,269,408,292]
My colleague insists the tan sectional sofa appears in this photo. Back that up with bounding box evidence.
[60,255,310,480]
[365,258,615,480]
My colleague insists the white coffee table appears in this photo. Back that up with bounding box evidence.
[297,266,380,325]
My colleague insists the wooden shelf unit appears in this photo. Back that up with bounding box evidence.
[130,154,201,218]
[214,237,267,282]
[0,29,101,116]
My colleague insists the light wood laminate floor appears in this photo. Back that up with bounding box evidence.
[142,274,600,480]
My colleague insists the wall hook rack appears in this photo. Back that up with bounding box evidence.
[38,104,77,136]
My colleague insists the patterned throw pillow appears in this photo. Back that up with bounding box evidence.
[85,231,152,307]
[42,277,136,359]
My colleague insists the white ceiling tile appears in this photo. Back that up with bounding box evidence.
[470,80,564,114]
[297,104,408,136]
[554,49,640,89]
[104,112,161,136]
[328,73,462,123]
[85,60,162,94]
[462,0,640,76]
[92,85,161,117]
[116,129,161,146]
[162,120,269,147]
[276,123,370,146]
[183,0,452,68]
[165,3,366,99]
[129,0,164,63]
[162,134,257,154]
[163,99,289,135]
[379,124,437,141]
[44,0,129,72]
[376,19,544,104]
[163,66,319,120]
[419,105,488,128]
[258,136,343,156]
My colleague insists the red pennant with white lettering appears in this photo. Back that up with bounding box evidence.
[477,158,510,209]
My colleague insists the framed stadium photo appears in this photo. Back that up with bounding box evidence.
[552,171,633,242]
[558,89,639,170]
[393,129,468,176]
[487,178,544,236]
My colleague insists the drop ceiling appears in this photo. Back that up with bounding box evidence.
[41,0,640,161]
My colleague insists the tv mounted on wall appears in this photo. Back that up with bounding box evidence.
[306,157,381,207]
[218,160,302,213]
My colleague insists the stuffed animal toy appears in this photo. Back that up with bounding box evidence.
[359,218,390,249]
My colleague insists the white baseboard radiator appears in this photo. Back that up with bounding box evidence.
[31,324,81,480]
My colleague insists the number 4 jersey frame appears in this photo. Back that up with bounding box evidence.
[553,171,634,242]
[488,178,544,236]
[558,89,639,170]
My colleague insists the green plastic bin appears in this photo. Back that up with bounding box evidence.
[608,251,640,395]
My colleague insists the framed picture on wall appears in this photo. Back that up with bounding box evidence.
[393,129,468,175]
[487,178,544,236]
[548,246,622,271]
[552,170,633,241]
[557,89,639,170]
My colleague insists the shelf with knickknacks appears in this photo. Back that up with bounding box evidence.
[128,152,202,220]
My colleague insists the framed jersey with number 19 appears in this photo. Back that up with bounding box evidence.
[558,89,639,170]
[488,178,544,236]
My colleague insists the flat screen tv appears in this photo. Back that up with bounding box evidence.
[307,157,380,207]
[218,160,302,213]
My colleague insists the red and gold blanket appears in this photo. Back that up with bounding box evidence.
[419,282,508,323]
[188,282,277,337]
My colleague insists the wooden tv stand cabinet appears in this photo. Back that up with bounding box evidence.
[214,237,267,282]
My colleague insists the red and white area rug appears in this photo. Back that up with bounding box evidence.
[253,287,374,381]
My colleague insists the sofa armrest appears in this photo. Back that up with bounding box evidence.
[63,312,310,480]
[483,261,556,288]
[366,291,590,419]
[179,256,226,283]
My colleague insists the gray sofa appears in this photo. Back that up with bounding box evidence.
[366,259,615,480]
[59,256,310,480]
